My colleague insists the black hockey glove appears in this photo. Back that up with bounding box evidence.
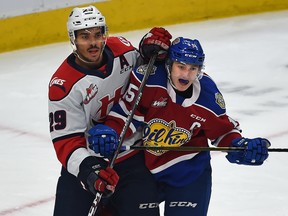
[78,156,119,197]
[139,27,172,62]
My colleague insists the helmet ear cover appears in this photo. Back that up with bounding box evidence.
[67,5,107,51]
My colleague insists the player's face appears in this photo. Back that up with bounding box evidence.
[75,27,107,67]
[170,61,200,91]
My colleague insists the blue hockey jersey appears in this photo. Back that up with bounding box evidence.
[106,62,242,187]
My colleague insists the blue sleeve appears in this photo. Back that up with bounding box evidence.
[196,75,226,116]
[109,103,145,130]
[133,62,167,87]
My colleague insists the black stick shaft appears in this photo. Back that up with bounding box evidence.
[109,54,158,167]
[88,54,158,216]
[122,145,288,152]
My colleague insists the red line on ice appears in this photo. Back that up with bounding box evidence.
[0,196,55,215]
[0,124,49,141]
[0,125,287,215]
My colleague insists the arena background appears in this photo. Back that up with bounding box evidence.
[0,0,288,53]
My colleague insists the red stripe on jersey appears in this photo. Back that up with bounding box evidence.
[53,134,86,167]
[106,36,135,57]
[49,59,85,101]
[217,132,242,147]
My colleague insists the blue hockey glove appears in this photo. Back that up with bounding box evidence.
[226,137,271,165]
[88,124,119,158]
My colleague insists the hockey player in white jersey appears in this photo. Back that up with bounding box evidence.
[48,5,172,216]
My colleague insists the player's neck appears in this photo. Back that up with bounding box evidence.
[75,52,104,70]
[174,84,193,98]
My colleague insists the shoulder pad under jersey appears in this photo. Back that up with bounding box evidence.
[133,62,167,87]
[196,73,226,116]
[106,36,136,57]
[49,58,85,101]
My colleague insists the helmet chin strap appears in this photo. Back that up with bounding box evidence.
[165,60,177,89]
[73,39,106,65]
[168,74,177,90]
[73,51,97,64]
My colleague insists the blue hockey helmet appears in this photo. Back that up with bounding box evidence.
[168,37,205,66]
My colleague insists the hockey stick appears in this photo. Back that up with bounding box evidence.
[88,54,158,216]
[121,145,288,152]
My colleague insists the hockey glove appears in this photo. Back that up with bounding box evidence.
[226,137,271,165]
[88,124,119,158]
[78,156,119,197]
[139,27,172,61]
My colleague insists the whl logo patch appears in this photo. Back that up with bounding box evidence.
[152,97,167,107]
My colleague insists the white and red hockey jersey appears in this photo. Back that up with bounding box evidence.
[105,62,242,187]
[48,36,139,177]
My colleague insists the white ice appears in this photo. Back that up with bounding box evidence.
[0,10,288,216]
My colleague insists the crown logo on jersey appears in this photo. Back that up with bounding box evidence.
[143,119,191,156]
[215,92,225,109]
[83,84,98,105]
[136,64,156,75]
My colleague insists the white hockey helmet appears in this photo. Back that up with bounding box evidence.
[67,5,107,51]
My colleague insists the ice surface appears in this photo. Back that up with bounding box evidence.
[0,10,288,216]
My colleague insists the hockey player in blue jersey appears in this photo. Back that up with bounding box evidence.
[88,36,271,215]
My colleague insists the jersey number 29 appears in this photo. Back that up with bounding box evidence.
[49,110,66,132]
